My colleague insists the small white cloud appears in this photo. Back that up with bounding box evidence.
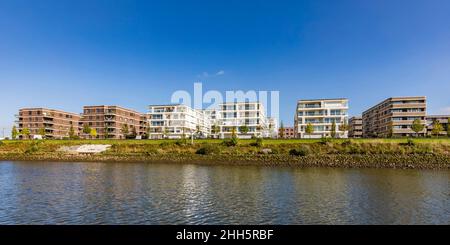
[198,70,225,78]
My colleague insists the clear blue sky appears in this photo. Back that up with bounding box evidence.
[1,0,450,135]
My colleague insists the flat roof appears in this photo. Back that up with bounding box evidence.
[19,107,80,116]
[297,98,348,102]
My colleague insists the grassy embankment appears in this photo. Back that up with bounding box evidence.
[0,138,450,169]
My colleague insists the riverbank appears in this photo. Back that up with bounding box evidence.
[1,138,449,169]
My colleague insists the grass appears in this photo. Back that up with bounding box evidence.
[1,137,449,169]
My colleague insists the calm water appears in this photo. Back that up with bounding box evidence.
[0,161,449,225]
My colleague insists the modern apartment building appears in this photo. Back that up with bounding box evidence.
[426,115,449,136]
[80,105,147,139]
[348,116,363,138]
[147,104,211,139]
[215,102,268,139]
[279,127,295,139]
[362,96,427,137]
[15,108,80,139]
[294,98,349,138]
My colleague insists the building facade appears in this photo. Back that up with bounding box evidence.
[279,127,295,139]
[267,117,279,138]
[426,115,449,136]
[80,105,146,139]
[362,97,427,138]
[15,108,80,139]
[147,104,211,139]
[348,116,363,138]
[295,98,349,138]
[214,102,268,139]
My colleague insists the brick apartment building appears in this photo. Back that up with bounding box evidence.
[80,105,147,139]
[15,108,80,139]
[362,96,427,137]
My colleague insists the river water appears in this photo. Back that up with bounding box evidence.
[0,161,448,224]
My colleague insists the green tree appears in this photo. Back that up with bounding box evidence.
[38,127,45,136]
[22,127,30,139]
[305,123,314,138]
[211,124,219,136]
[121,124,129,139]
[431,120,444,137]
[69,125,75,139]
[82,124,91,134]
[11,126,18,140]
[279,121,285,138]
[387,121,394,138]
[330,121,336,138]
[231,126,237,139]
[339,121,349,134]
[239,125,249,135]
[162,127,169,139]
[104,125,109,139]
[130,125,137,139]
[90,128,97,139]
[411,119,424,137]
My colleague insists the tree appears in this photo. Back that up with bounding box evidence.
[162,127,169,139]
[279,121,285,138]
[305,123,314,139]
[431,120,443,137]
[239,125,249,135]
[339,121,349,135]
[330,121,336,138]
[130,125,137,139]
[11,126,18,140]
[104,125,109,139]
[121,124,129,139]
[231,126,237,139]
[90,128,97,139]
[411,119,424,137]
[38,127,46,138]
[83,124,91,134]
[22,127,30,139]
[69,125,75,139]
[211,124,219,137]
[387,121,394,138]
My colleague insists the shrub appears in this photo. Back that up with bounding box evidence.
[319,137,332,145]
[159,141,172,147]
[175,139,188,146]
[0,140,4,146]
[24,143,40,154]
[222,137,238,147]
[196,145,220,155]
[289,146,310,156]
[250,138,263,147]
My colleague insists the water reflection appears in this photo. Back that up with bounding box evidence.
[0,161,448,224]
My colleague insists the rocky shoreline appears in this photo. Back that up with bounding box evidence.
[1,152,449,170]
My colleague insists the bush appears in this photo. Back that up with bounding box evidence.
[24,142,40,154]
[175,139,188,146]
[196,145,220,155]
[159,141,172,147]
[250,138,263,147]
[319,137,332,145]
[289,146,310,156]
[222,137,238,147]
[0,140,4,146]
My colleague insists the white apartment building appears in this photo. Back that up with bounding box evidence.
[214,102,268,139]
[295,98,349,138]
[147,104,211,139]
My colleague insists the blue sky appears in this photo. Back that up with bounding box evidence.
[1,0,450,135]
